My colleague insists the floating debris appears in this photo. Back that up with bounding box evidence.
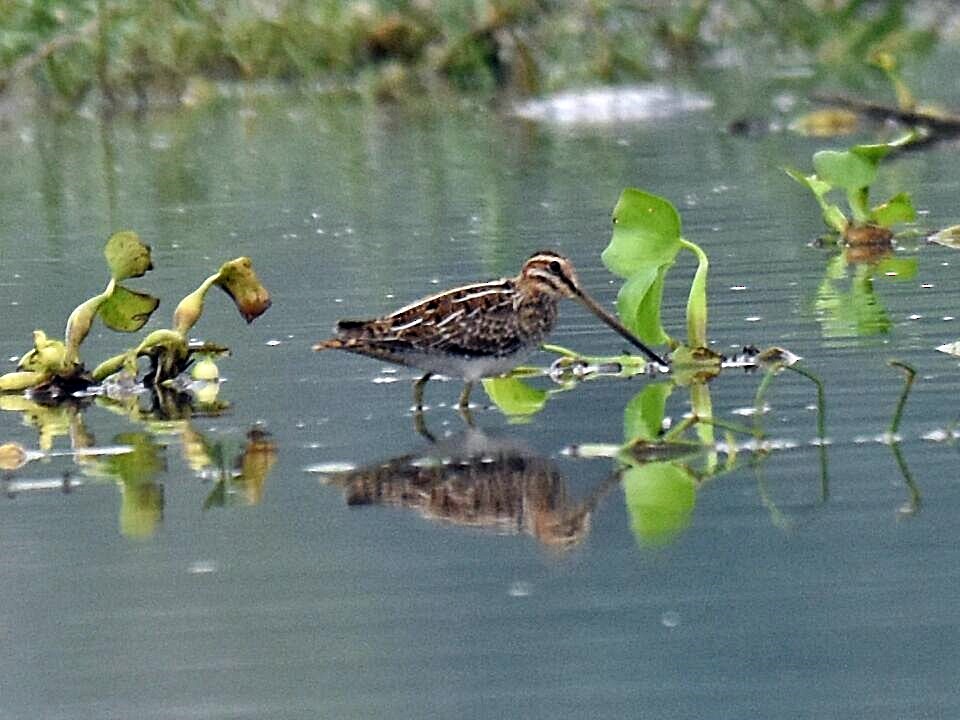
[513,84,713,125]
[305,461,357,475]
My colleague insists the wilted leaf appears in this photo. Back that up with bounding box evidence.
[104,231,153,281]
[0,442,29,470]
[624,382,673,443]
[99,285,160,332]
[602,188,682,278]
[216,257,272,323]
[622,460,697,547]
[482,377,548,418]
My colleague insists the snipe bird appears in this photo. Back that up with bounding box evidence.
[313,250,668,408]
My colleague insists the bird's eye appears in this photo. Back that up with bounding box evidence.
[549,260,562,273]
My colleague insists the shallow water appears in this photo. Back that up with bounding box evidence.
[2,75,960,718]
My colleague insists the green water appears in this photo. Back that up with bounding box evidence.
[1,80,959,719]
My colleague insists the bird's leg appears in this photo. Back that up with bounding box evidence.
[413,372,433,410]
[458,381,474,410]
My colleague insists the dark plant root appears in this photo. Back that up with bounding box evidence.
[28,372,96,402]
[842,224,894,247]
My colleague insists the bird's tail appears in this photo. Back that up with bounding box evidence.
[314,319,371,351]
[312,338,346,351]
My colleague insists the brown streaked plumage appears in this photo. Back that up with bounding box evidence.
[314,250,667,408]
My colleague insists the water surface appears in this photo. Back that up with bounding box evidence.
[1,77,960,719]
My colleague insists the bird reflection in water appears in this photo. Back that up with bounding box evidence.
[321,423,620,550]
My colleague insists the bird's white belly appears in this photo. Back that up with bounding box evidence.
[403,350,532,381]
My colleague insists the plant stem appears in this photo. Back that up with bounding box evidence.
[887,359,916,435]
[678,237,709,347]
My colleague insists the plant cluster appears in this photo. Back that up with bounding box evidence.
[786,132,917,244]
[0,230,271,395]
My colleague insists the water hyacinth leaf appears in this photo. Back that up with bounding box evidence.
[99,285,160,332]
[215,257,272,323]
[602,188,682,278]
[104,231,153,281]
[18,330,68,373]
[622,461,697,547]
[680,238,709,347]
[616,266,673,346]
[783,168,847,233]
[928,225,960,249]
[0,371,48,391]
[623,382,673,443]
[482,377,548,418]
[813,149,877,192]
[871,191,915,227]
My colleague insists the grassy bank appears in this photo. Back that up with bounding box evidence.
[0,0,946,108]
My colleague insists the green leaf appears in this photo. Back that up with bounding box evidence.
[99,285,160,332]
[615,266,673,346]
[481,377,548,418]
[624,382,673,443]
[680,238,709,347]
[870,191,915,227]
[622,461,697,547]
[104,231,153,281]
[602,188,682,278]
[784,167,847,233]
[813,149,877,192]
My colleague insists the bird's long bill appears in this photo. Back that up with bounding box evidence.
[574,289,668,366]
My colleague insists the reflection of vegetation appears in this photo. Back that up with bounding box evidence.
[202,429,278,510]
[0,388,277,538]
[785,133,917,245]
[887,360,920,518]
[814,250,917,338]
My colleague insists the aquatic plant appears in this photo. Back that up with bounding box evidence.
[785,132,917,244]
[602,187,710,351]
[0,231,159,393]
[0,231,271,396]
[92,257,271,386]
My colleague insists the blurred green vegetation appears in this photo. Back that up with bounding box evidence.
[0,0,945,107]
